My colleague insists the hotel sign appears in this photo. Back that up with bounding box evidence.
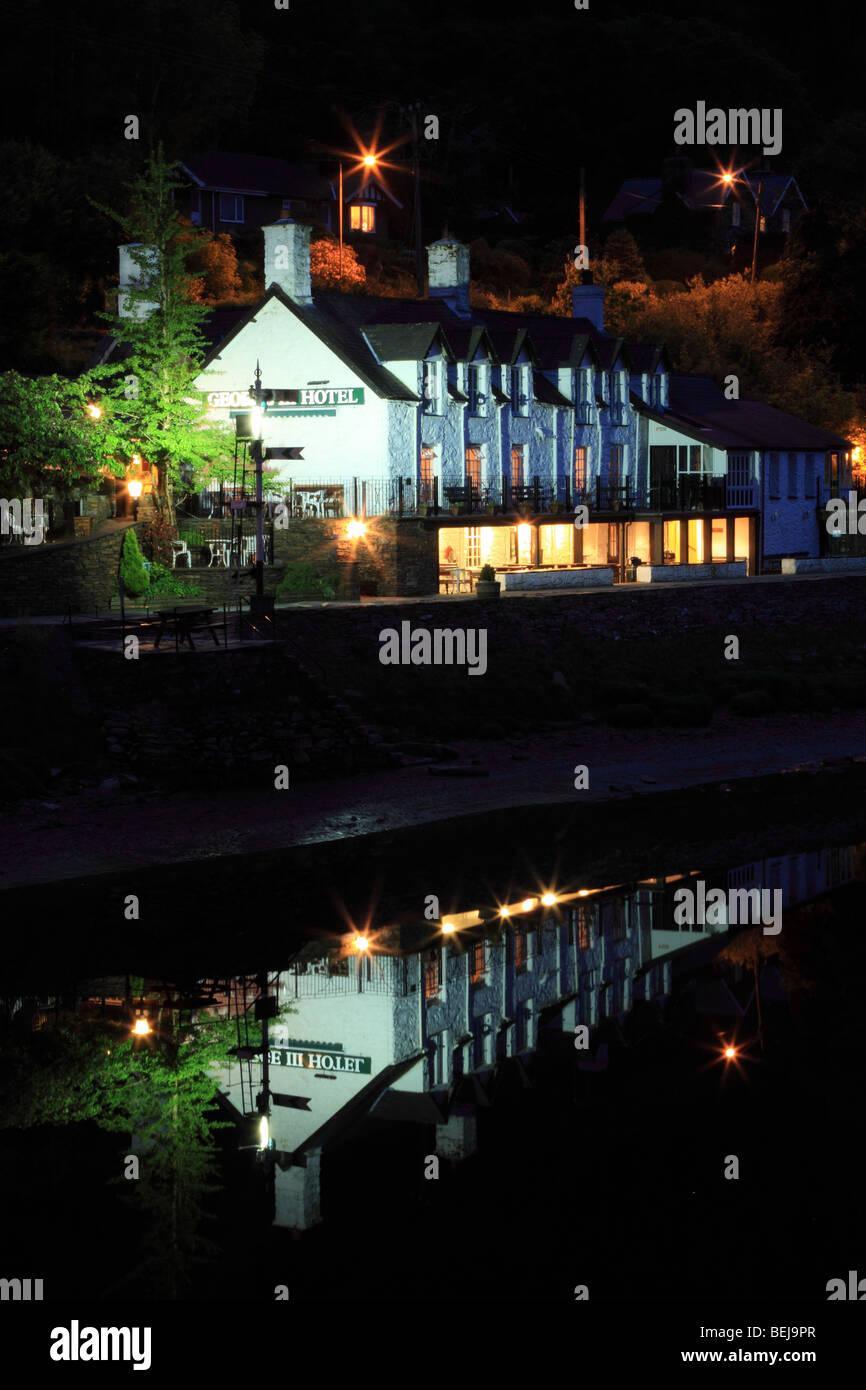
[266,1047,371,1075]
[206,387,364,409]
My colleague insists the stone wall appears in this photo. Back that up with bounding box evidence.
[0,521,136,618]
[272,516,438,598]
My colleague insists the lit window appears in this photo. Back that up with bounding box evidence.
[574,446,586,494]
[423,950,442,1002]
[514,929,528,974]
[420,444,437,502]
[219,193,244,223]
[470,942,487,985]
[465,446,482,493]
[350,204,376,232]
[464,526,481,567]
[511,444,524,489]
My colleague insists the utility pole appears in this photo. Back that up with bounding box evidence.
[249,362,265,599]
[750,180,764,286]
[579,165,586,255]
[411,104,424,295]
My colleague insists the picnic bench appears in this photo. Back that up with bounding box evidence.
[153,607,221,651]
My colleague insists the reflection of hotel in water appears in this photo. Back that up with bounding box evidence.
[213,843,858,1229]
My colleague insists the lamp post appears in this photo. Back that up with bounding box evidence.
[338,152,377,285]
[721,170,764,284]
[248,362,265,599]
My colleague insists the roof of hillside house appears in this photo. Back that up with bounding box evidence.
[181,152,333,198]
[604,169,805,222]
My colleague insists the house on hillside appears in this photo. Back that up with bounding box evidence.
[177,151,404,243]
[604,157,807,262]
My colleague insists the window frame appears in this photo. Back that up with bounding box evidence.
[218,192,244,223]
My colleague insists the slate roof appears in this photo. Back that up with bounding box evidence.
[604,169,805,222]
[181,152,332,200]
[668,377,851,450]
[532,371,571,408]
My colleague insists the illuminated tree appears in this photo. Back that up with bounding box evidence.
[88,146,232,517]
[310,236,367,291]
[0,370,123,497]
[0,1007,249,1299]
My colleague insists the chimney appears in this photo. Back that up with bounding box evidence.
[263,218,313,305]
[571,270,605,332]
[118,243,159,319]
[427,236,471,317]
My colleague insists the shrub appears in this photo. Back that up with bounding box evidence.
[147,560,203,599]
[119,529,150,597]
[276,560,337,600]
[479,564,496,582]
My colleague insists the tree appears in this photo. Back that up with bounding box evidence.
[119,528,150,598]
[0,1002,280,1299]
[310,236,367,291]
[601,229,648,284]
[0,369,123,497]
[88,146,233,519]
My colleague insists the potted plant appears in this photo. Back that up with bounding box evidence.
[476,562,500,599]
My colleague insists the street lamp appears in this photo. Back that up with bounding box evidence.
[718,167,764,284]
[339,151,377,285]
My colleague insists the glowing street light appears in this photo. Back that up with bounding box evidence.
[346,519,367,538]
[521,898,536,912]
[127,478,143,499]
[362,154,378,167]
[441,921,456,934]
[258,1114,270,1150]
[132,1017,150,1036]
[500,905,511,918]
[353,935,369,952]
[724,1045,737,1060]
[541,893,557,907]
[86,403,102,419]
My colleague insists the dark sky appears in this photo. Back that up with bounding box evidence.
[1,0,863,223]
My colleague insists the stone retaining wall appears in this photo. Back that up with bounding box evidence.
[782,556,866,575]
[636,561,748,583]
[497,567,613,591]
[0,522,136,618]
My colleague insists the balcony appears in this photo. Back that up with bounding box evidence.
[648,477,728,511]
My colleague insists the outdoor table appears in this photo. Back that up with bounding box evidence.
[154,607,221,651]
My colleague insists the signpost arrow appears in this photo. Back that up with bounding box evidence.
[265,447,304,460]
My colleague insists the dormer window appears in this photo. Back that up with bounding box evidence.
[350,204,376,233]
[468,365,485,415]
[422,360,441,414]
[511,365,528,416]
